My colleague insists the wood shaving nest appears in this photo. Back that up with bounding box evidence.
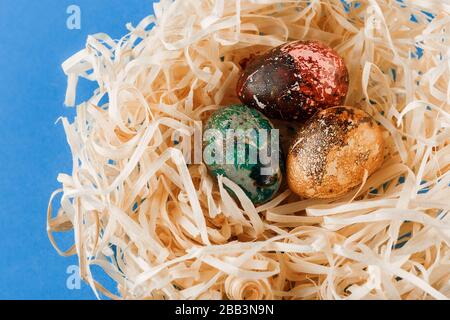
[48,0,450,300]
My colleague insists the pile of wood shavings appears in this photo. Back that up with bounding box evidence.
[48,0,450,299]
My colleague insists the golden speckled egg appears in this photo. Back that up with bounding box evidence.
[287,106,384,199]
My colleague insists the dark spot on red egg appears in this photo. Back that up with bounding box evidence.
[237,40,349,121]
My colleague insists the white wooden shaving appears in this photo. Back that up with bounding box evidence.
[48,0,450,300]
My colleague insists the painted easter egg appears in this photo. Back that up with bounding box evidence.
[237,40,349,121]
[203,104,282,204]
[287,106,384,199]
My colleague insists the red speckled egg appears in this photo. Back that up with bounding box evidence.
[236,40,349,121]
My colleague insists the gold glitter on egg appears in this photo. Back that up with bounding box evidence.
[287,106,385,199]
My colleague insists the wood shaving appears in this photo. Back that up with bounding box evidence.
[48,0,450,300]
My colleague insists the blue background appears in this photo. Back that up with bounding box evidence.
[0,0,154,299]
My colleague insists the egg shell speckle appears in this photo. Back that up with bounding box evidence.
[204,104,283,204]
[237,40,349,121]
[287,106,384,199]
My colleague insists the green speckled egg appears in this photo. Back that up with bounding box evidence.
[203,104,282,204]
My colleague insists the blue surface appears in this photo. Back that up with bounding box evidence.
[0,0,154,300]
